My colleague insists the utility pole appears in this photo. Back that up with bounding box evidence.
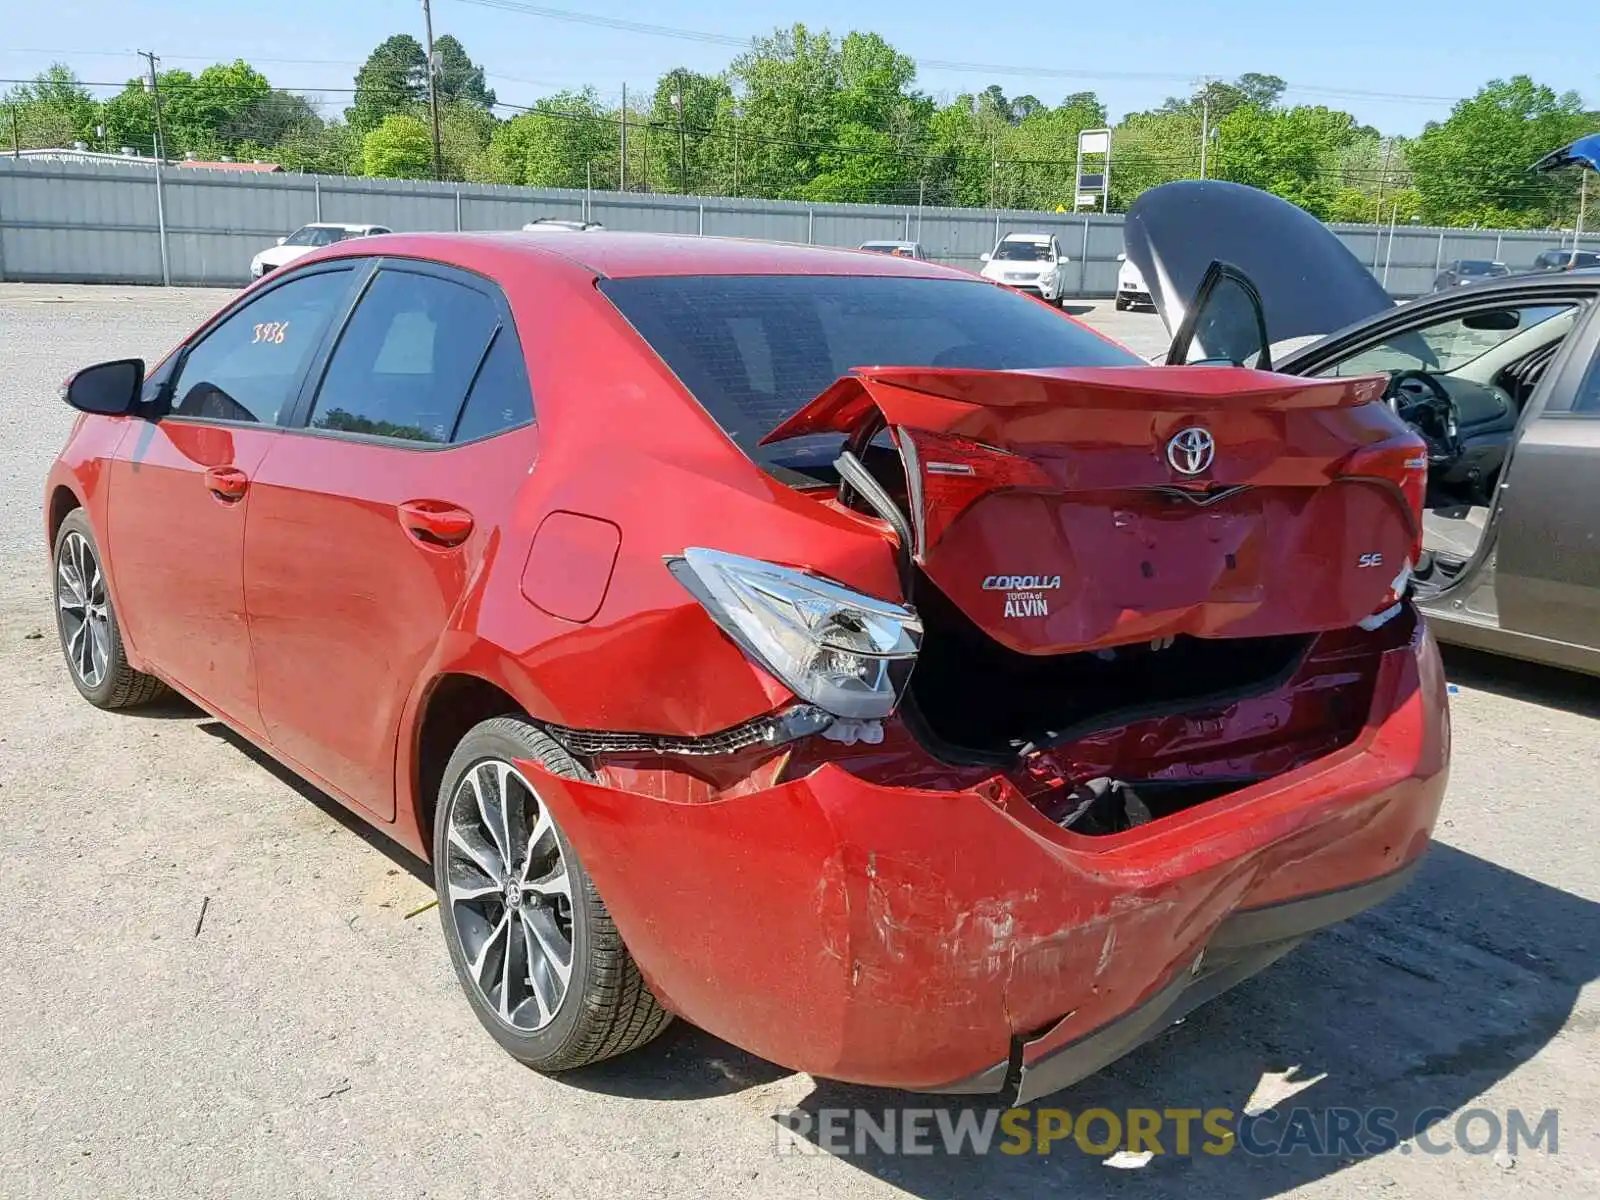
[137,50,171,287]
[673,70,688,195]
[1373,137,1394,229]
[137,50,166,161]
[619,82,627,192]
[9,107,19,158]
[420,0,444,182]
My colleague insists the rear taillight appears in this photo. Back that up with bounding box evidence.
[1339,432,1428,622]
[1338,432,1428,561]
[895,429,1054,560]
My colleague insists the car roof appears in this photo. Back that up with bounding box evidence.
[859,240,918,247]
[1001,232,1053,242]
[316,229,962,280]
[302,221,384,231]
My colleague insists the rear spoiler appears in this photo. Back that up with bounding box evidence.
[761,365,1389,447]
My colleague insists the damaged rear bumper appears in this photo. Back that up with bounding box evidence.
[515,618,1449,1101]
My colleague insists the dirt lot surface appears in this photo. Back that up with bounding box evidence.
[1,283,1596,1199]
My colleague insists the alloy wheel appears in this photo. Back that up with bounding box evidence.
[443,759,575,1032]
[57,530,110,689]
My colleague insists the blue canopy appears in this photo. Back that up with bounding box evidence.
[1533,133,1600,174]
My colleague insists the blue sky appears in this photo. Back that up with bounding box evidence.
[4,0,1594,135]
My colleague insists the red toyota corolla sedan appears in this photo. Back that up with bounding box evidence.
[45,231,1449,1102]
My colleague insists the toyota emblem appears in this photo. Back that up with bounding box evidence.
[1166,427,1215,476]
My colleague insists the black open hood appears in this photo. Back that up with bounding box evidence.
[1125,181,1395,348]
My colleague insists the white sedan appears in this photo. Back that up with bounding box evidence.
[250,223,392,279]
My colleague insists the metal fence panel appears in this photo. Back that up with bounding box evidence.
[2,158,1595,297]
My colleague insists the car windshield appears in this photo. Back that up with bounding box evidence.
[601,274,1141,469]
[994,241,1052,261]
[1456,261,1504,275]
[1320,304,1574,376]
[283,226,348,247]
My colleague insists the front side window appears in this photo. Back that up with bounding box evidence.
[308,269,501,444]
[1321,305,1576,376]
[167,269,354,424]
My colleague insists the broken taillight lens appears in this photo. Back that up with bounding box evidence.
[1338,432,1429,565]
[1339,431,1429,627]
[895,428,1056,561]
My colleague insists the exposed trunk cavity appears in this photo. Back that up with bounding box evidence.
[904,574,1312,762]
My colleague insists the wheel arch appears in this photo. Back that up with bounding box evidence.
[47,484,84,549]
[404,669,541,859]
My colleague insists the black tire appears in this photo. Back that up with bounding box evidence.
[1114,294,1130,311]
[52,509,168,710]
[433,715,671,1071]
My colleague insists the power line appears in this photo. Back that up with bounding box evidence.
[441,0,1470,106]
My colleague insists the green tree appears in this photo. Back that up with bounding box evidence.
[646,68,731,194]
[1,64,99,149]
[730,23,846,199]
[433,35,496,109]
[802,33,929,203]
[441,102,497,181]
[362,113,434,178]
[99,61,272,158]
[273,121,361,175]
[1408,76,1599,227]
[485,89,615,187]
[348,35,427,134]
[998,93,1109,209]
[1212,104,1364,219]
[1109,110,1200,209]
[223,90,323,150]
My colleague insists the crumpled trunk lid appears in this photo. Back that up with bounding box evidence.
[766,365,1425,654]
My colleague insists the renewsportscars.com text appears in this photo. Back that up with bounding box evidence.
[773,1105,1560,1159]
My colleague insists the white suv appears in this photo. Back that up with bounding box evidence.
[979,232,1069,305]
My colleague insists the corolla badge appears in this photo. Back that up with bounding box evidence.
[1166,427,1216,476]
[983,574,1061,620]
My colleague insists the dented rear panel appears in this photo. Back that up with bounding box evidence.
[769,365,1427,653]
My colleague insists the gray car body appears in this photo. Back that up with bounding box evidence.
[1126,181,1600,677]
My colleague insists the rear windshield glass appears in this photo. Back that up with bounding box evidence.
[601,274,1141,468]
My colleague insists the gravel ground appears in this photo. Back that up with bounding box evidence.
[1,283,1597,1199]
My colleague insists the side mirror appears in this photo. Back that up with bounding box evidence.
[276,236,287,245]
[1116,252,1127,262]
[980,252,991,262]
[62,359,144,416]
[1461,310,1521,332]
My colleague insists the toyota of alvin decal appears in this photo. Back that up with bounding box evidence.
[983,574,1063,619]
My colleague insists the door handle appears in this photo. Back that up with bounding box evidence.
[398,499,475,548]
[205,465,249,502]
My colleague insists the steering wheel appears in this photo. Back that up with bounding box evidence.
[1385,369,1462,464]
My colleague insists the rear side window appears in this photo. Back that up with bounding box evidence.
[168,268,353,424]
[451,329,534,442]
[601,274,1140,462]
[310,269,500,444]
